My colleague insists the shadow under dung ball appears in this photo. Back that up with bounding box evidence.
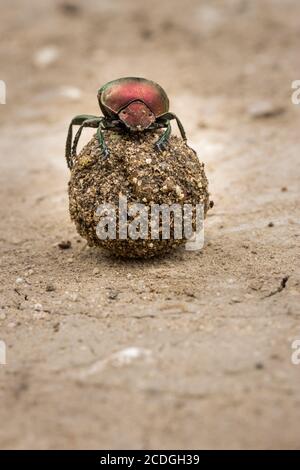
[68,130,211,258]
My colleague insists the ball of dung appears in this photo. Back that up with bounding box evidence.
[68,130,211,258]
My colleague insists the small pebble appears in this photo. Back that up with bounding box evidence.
[68,292,78,302]
[231,297,242,303]
[58,240,72,249]
[107,290,119,300]
[33,46,60,68]
[34,303,43,311]
[255,362,264,370]
[59,86,81,101]
[46,284,55,292]
[59,2,81,15]
[248,101,285,118]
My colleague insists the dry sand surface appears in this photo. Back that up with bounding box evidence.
[0,0,299,449]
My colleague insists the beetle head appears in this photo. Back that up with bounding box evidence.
[119,100,155,131]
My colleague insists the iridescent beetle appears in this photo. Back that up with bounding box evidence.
[65,77,187,169]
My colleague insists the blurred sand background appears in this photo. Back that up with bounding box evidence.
[0,0,300,449]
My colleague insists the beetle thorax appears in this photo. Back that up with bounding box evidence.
[119,100,155,131]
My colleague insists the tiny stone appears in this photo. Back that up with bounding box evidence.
[231,297,242,303]
[93,267,100,275]
[33,46,60,67]
[0,312,6,320]
[69,293,78,302]
[248,101,285,118]
[34,303,43,311]
[59,3,81,16]
[26,269,34,276]
[15,277,24,284]
[7,322,16,328]
[255,362,264,370]
[59,86,81,101]
[268,222,274,227]
[58,240,72,249]
[46,284,55,292]
[107,290,119,300]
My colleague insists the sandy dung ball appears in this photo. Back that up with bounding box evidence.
[68,130,211,258]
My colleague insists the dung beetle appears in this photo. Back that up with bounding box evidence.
[65,77,187,169]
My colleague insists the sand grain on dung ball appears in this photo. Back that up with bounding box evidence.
[68,130,211,258]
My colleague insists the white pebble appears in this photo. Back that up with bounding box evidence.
[69,293,78,302]
[34,46,60,67]
[34,303,43,311]
[247,101,284,118]
[114,347,152,365]
[59,86,82,101]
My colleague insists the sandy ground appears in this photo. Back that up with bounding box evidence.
[0,0,300,450]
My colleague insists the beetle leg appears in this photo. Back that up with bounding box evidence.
[66,114,101,169]
[71,118,102,166]
[147,121,166,130]
[160,112,187,142]
[96,121,110,160]
[101,119,122,130]
[154,121,171,152]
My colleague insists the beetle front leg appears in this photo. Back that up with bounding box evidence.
[97,121,110,160]
[66,114,100,169]
[160,112,187,142]
[71,118,102,166]
[154,121,171,152]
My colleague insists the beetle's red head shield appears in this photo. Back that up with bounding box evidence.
[98,77,169,125]
[119,101,155,131]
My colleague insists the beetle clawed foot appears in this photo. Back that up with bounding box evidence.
[155,141,168,153]
[101,147,110,160]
